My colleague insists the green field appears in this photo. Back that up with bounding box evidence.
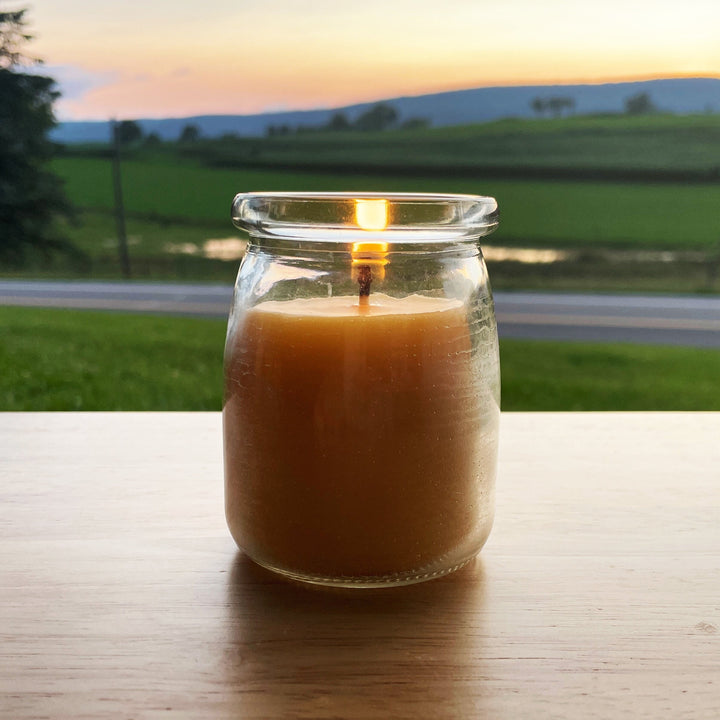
[54,154,720,249]
[2,306,719,411]
[1,113,716,291]
[185,113,720,174]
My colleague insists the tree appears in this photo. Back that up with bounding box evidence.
[325,112,351,131]
[624,92,656,115]
[115,119,143,145]
[546,97,562,118]
[354,103,398,132]
[531,97,546,117]
[0,7,74,264]
[531,96,575,118]
[144,131,162,147]
[0,6,33,68]
[178,123,200,143]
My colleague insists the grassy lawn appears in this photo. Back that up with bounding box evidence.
[500,339,720,410]
[2,306,719,411]
[0,307,226,411]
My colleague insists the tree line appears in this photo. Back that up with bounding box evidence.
[118,103,431,145]
[266,102,429,137]
[530,92,658,118]
[114,120,201,146]
[530,96,576,118]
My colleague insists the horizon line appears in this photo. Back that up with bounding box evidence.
[57,73,720,124]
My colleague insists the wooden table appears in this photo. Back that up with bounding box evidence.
[1,413,719,719]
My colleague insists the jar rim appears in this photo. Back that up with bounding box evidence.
[231,192,498,243]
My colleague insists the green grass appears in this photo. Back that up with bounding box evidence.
[52,156,720,252]
[2,306,719,411]
[56,209,223,256]
[500,339,720,410]
[0,307,226,410]
[54,158,720,248]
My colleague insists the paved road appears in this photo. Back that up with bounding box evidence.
[495,291,720,348]
[2,279,720,348]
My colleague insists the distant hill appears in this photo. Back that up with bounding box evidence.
[53,77,720,144]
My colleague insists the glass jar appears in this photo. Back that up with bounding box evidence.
[224,192,500,587]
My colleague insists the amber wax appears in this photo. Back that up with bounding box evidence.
[223,293,498,585]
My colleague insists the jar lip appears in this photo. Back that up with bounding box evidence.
[231,191,499,243]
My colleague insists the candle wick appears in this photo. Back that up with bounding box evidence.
[357,265,372,307]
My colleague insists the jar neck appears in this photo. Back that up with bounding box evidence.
[246,234,483,261]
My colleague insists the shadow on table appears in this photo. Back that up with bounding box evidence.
[224,552,490,717]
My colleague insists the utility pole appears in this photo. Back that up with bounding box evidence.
[111,120,132,279]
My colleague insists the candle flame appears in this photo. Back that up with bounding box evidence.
[355,199,388,231]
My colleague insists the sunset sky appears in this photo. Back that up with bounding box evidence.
[22,0,720,120]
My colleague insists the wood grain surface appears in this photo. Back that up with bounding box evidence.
[1,412,719,719]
